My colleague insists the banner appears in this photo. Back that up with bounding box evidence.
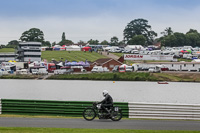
[124,54,174,61]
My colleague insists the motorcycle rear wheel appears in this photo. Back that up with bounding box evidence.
[110,110,122,121]
[83,108,96,121]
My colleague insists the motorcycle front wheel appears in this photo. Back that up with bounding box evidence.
[110,110,122,121]
[83,108,96,121]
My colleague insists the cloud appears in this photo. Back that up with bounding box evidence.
[0,15,127,44]
[1,1,200,44]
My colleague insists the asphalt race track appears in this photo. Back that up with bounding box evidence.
[0,117,200,131]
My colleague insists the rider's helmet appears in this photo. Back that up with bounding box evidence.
[103,90,108,97]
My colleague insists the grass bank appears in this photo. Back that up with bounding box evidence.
[0,48,15,53]
[0,127,199,133]
[1,72,200,82]
[42,51,107,62]
[48,72,157,81]
[48,72,200,82]
[0,74,38,79]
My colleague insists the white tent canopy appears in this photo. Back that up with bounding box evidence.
[66,45,81,51]
[125,45,144,51]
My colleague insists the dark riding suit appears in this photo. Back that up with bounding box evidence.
[98,94,113,112]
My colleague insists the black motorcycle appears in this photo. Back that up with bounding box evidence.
[83,102,122,121]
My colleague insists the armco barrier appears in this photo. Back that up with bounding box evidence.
[1,99,129,118]
[129,102,200,120]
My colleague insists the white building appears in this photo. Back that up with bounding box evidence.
[0,53,16,63]
[137,62,200,72]
[16,42,41,62]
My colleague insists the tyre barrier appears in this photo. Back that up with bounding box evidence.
[129,102,200,120]
[1,99,129,118]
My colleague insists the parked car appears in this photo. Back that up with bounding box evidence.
[38,68,48,75]
[91,66,104,73]
[112,65,119,72]
[131,50,139,54]
[16,69,28,75]
[81,68,87,72]
[0,69,9,75]
[125,66,133,72]
[64,68,74,74]
[103,67,109,72]
[32,69,39,75]
[148,66,160,73]
[54,69,66,75]
[141,67,149,71]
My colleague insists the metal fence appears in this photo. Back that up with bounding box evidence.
[129,102,200,120]
[1,99,129,118]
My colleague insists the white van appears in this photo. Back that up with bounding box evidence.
[0,69,9,76]
[16,69,28,75]
[148,66,161,73]
[38,68,48,75]
[32,69,39,75]
[54,69,66,75]
[91,66,104,73]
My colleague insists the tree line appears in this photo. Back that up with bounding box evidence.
[2,18,200,49]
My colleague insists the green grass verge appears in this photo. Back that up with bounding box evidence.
[41,51,107,62]
[0,75,37,79]
[48,72,157,81]
[0,48,15,52]
[0,127,199,133]
[1,72,200,82]
[48,72,200,82]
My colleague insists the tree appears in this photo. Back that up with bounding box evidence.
[42,41,51,47]
[58,40,74,46]
[161,27,173,36]
[173,32,186,47]
[185,32,200,47]
[52,42,57,46]
[110,36,119,46]
[123,18,157,45]
[20,28,44,42]
[87,39,99,45]
[128,35,146,46]
[62,32,66,41]
[161,35,176,47]
[6,40,19,48]
[186,29,198,34]
[77,40,86,45]
[58,32,74,46]
[100,40,109,45]
[118,40,126,46]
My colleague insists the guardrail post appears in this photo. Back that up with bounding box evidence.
[0,98,2,114]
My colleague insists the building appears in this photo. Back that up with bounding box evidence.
[16,42,41,62]
[138,62,200,72]
[92,58,123,71]
[0,53,16,63]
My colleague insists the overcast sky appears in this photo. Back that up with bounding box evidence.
[0,0,200,44]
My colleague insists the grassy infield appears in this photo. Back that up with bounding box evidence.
[0,49,199,132]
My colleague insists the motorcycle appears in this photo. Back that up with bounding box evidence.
[83,102,122,121]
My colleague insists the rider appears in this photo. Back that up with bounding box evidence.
[98,90,113,113]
